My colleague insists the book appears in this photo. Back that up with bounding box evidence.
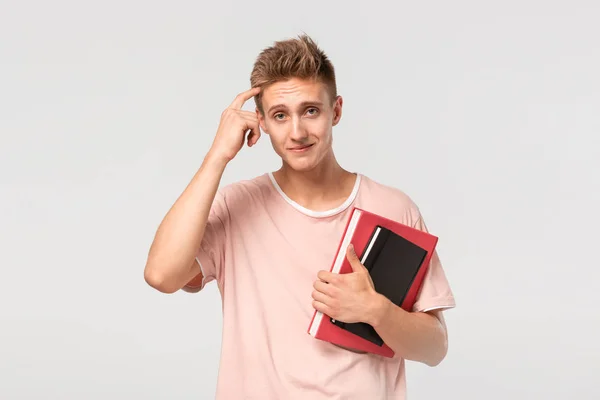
[307,206,438,358]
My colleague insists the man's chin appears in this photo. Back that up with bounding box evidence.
[283,160,317,172]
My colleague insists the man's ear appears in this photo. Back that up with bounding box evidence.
[332,95,343,126]
[256,107,268,134]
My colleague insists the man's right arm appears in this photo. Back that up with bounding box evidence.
[143,153,228,294]
[143,87,262,294]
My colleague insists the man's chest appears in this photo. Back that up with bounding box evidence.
[222,215,347,320]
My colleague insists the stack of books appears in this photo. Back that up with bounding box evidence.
[307,207,438,358]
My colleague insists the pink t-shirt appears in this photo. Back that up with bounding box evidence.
[191,172,456,399]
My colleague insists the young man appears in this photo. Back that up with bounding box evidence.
[144,35,456,399]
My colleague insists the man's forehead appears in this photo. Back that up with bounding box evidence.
[262,78,327,106]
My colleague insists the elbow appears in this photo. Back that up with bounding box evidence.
[425,334,448,367]
[426,350,447,367]
[144,265,180,294]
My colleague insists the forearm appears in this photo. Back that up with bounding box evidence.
[144,151,228,293]
[367,294,448,366]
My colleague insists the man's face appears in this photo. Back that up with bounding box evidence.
[257,77,342,172]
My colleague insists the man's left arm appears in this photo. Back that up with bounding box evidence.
[313,243,453,366]
[366,293,449,366]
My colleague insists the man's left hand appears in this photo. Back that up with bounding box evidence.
[312,243,384,325]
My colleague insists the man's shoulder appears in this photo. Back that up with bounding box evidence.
[216,173,271,211]
[359,173,419,207]
[219,172,269,195]
[358,173,422,225]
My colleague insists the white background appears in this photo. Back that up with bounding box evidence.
[1,1,599,398]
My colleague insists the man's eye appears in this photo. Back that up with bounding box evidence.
[307,108,318,115]
[274,113,285,120]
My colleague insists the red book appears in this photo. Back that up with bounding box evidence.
[307,206,438,358]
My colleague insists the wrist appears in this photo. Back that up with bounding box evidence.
[366,292,392,328]
[204,149,230,170]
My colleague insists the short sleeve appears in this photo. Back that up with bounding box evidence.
[184,189,229,291]
[411,215,456,313]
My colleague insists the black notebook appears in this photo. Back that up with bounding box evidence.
[331,225,428,346]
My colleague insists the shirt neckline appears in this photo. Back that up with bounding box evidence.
[267,171,362,218]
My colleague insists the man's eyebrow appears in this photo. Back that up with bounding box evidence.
[267,101,324,114]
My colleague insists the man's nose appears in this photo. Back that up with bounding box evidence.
[290,118,308,141]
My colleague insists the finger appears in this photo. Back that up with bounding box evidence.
[238,110,259,120]
[247,132,259,147]
[311,289,331,305]
[312,300,333,316]
[230,87,261,109]
[317,270,338,284]
[246,123,261,147]
[313,279,337,297]
[346,244,366,272]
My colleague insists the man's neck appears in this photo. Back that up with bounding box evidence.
[272,154,357,212]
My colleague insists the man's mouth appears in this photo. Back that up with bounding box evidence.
[289,143,314,152]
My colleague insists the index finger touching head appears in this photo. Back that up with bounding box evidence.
[230,86,261,109]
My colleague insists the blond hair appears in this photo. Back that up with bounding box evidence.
[250,34,337,114]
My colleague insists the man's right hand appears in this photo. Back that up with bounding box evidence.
[145,87,263,294]
[209,87,262,163]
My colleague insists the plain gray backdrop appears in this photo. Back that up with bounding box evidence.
[2,1,599,399]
